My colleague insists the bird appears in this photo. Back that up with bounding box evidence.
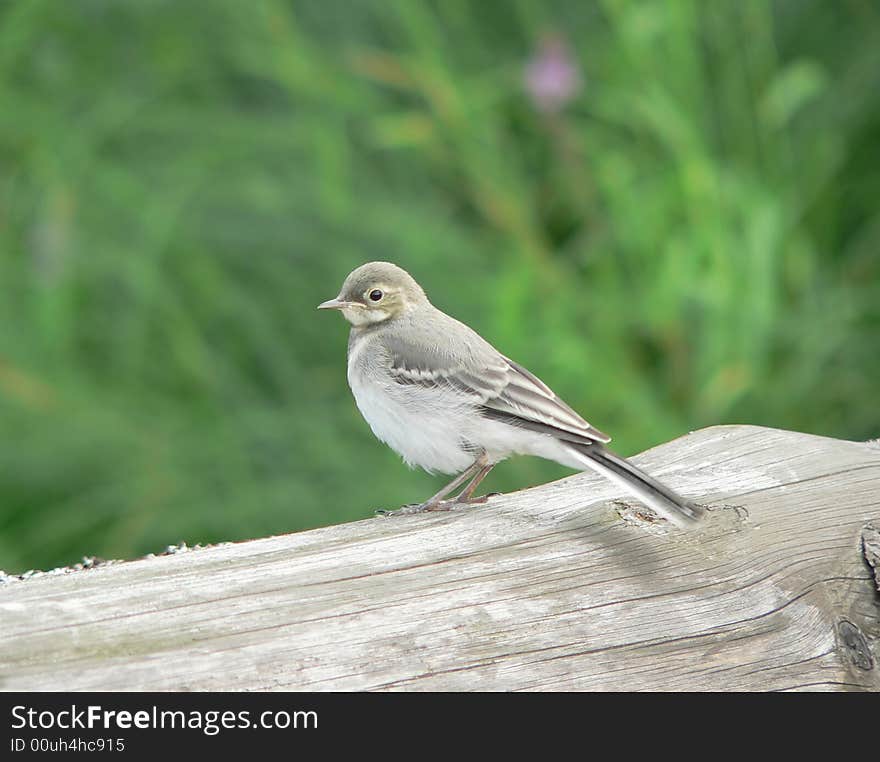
[318,261,702,527]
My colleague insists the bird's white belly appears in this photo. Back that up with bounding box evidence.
[347,364,475,475]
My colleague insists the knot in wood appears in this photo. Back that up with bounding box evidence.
[836,619,875,671]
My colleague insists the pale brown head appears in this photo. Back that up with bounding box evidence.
[317,261,428,326]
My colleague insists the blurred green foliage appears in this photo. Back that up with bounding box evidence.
[1,0,878,573]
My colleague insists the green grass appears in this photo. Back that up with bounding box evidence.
[1,0,878,573]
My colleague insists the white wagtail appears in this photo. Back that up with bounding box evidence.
[318,261,702,527]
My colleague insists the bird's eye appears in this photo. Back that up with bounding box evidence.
[369,289,383,302]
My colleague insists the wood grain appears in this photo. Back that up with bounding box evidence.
[1,425,878,691]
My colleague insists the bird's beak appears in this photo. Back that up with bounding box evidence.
[316,298,356,311]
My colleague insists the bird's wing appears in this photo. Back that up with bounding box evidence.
[383,332,610,446]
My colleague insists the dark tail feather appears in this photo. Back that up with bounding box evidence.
[564,443,703,527]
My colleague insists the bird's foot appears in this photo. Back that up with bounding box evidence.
[457,491,501,505]
[376,493,501,517]
[375,499,467,517]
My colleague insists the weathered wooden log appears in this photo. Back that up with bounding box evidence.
[1,425,878,691]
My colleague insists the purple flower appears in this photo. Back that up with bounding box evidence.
[524,33,582,114]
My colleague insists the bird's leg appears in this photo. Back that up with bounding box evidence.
[454,460,496,504]
[377,453,488,517]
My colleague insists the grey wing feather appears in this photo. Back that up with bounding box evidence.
[383,330,610,446]
[489,357,611,444]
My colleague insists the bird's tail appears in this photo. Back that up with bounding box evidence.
[563,442,702,528]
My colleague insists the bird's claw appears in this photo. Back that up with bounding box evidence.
[375,491,503,517]
[375,504,416,517]
[375,499,462,517]
[460,491,500,505]
[375,503,429,517]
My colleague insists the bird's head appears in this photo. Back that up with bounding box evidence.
[317,261,428,326]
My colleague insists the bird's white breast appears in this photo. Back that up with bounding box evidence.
[346,333,475,475]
